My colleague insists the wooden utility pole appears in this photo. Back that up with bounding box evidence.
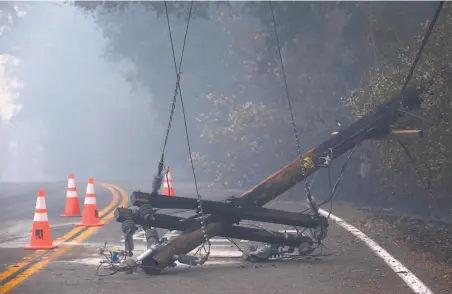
[121,86,424,274]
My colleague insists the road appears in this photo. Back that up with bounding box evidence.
[0,181,451,294]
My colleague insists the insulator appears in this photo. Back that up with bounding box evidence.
[121,219,137,235]
[145,227,159,249]
[138,204,155,221]
[152,174,163,193]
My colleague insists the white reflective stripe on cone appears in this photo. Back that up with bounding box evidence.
[36,196,47,209]
[86,184,95,194]
[68,178,76,188]
[166,172,172,181]
[34,212,48,222]
[66,190,78,198]
[84,197,97,205]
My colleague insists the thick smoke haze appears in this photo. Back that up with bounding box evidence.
[0,2,259,184]
[0,3,163,182]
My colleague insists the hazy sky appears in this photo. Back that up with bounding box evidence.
[0,2,251,184]
[0,2,162,182]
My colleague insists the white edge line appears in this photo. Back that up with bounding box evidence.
[319,208,433,294]
[118,210,432,293]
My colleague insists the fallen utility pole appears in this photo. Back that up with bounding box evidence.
[115,85,424,274]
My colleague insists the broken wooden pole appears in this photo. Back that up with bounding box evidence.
[128,86,424,273]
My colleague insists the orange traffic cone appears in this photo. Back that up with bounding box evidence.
[25,190,58,250]
[60,173,81,217]
[161,166,174,196]
[76,178,104,227]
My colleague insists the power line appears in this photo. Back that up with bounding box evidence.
[163,1,211,254]
[401,1,444,93]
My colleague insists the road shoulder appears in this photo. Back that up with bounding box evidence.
[330,202,452,294]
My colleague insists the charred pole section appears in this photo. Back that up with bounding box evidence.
[118,85,424,273]
[130,191,327,227]
[117,207,313,248]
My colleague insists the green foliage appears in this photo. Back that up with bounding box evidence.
[347,3,452,200]
[190,2,412,189]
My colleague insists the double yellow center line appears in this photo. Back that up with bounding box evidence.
[0,183,128,294]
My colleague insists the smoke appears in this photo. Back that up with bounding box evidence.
[0,2,256,184]
[0,11,25,181]
[0,54,21,122]
[0,2,160,182]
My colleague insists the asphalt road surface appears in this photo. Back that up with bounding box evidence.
[0,181,451,294]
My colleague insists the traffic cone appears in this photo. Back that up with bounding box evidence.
[60,173,81,217]
[161,166,175,196]
[76,178,104,227]
[25,190,58,250]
